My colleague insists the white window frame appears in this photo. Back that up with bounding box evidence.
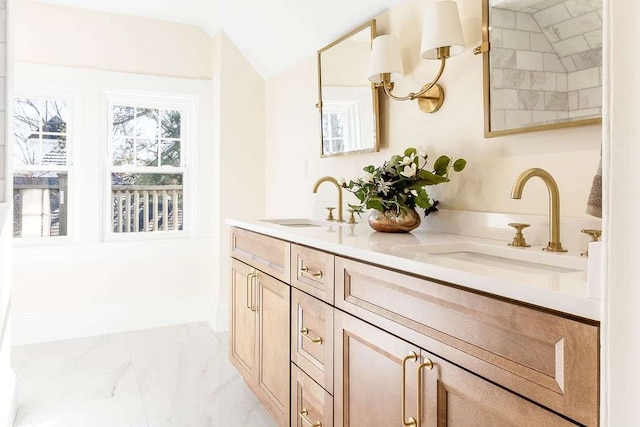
[102,90,197,242]
[12,83,81,246]
[322,101,362,153]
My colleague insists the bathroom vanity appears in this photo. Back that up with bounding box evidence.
[227,219,599,427]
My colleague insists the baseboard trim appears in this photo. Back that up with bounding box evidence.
[12,296,209,345]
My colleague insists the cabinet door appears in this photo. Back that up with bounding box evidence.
[334,310,421,427]
[229,259,256,378]
[291,287,334,392]
[418,350,577,427]
[255,271,291,427]
[292,363,333,427]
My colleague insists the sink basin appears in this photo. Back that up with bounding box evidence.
[394,242,586,274]
[260,218,326,228]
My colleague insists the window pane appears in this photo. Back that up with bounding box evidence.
[113,106,135,136]
[41,100,68,134]
[42,135,68,166]
[133,108,159,138]
[113,137,134,166]
[160,140,180,167]
[161,110,181,138]
[331,114,344,138]
[136,139,159,167]
[13,171,68,238]
[111,173,183,233]
[14,98,43,132]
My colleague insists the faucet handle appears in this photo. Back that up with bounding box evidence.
[581,229,602,257]
[508,223,531,248]
[325,207,336,221]
[347,209,357,224]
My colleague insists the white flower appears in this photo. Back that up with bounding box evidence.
[399,153,416,166]
[363,173,374,183]
[339,177,346,186]
[410,190,419,196]
[400,163,417,178]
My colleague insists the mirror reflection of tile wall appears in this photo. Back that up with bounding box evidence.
[490,0,602,131]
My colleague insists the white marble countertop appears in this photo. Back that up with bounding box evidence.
[226,218,600,321]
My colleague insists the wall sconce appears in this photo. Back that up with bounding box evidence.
[368,0,465,113]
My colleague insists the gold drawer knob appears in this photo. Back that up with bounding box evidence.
[299,408,322,427]
[300,265,323,278]
[300,327,323,344]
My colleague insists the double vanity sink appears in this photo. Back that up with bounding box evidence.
[227,217,600,426]
[253,216,596,319]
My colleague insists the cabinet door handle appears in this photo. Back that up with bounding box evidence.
[298,408,322,427]
[416,357,434,427]
[245,271,255,310]
[250,272,258,312]
[300,265,323,279]
[402,352,418,427]
[299,327,323,344]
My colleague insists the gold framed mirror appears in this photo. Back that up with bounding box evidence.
[317,20,379,157]
[480,0,602,138]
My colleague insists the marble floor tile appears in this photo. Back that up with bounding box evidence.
[12,322,277,427]
[14,393,149,427]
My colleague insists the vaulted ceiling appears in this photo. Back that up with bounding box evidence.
[38,0,400,79]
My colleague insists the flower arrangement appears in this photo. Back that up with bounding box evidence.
[343,148,466,217]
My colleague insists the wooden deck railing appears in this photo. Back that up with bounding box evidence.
[112,185,183,233]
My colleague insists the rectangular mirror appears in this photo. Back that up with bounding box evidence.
[481,0,602,137]
[318,20,379,157]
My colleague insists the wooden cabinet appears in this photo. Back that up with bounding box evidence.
[230,226,599,427]
[335,256,599,426]
[291,287,334,392]
[335,310,577,427]
[292,363,333,427]
[229,257,290,427]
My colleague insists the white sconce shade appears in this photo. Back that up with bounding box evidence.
[420,1,466,59]
[368,35,404,84]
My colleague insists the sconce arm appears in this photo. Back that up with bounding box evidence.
[380,58,447,101]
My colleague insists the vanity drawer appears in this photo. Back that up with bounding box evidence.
[334,256,599,426]
[291,244,335,304]
[291,287,334,393]
[291,363,333,427]
[231,227,291,283]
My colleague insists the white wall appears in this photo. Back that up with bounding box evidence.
[604,0,640,423]
[209,32,266,330]
[265,0,602,222]
[14,0,212,80]
[11,64,215,344]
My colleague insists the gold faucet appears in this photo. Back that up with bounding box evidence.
[511,168,567,253]
[312,176,345,223]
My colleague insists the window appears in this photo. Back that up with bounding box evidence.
[107,97,190,236]
[12,97,71,238]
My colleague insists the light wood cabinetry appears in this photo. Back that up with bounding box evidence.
[292,363,334,427]
[291,287,334,392]
[335,256,599,426]
[229,229,291,427]
[291,244,335,304]
[230,226,599,427]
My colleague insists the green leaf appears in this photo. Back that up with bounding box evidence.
[366,199,384,212]
[414,189,432,210]
[417,170,450,185]
[453,158,467,172]
[363,165,375,174]
[433,155,451,176]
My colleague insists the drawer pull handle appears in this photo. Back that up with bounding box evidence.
[416,358,434,427]
[300,265,324,279]
[300,328,323,344]
[402,352,418,427]
[299,408,322,427]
